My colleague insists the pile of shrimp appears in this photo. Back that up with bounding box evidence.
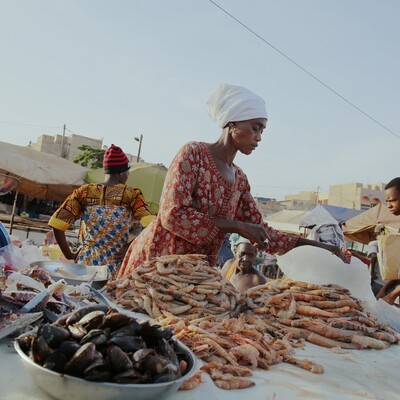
[106,256,399,390]
[106,254,245,319]
[246,277,400,350]
[157,311,323,390]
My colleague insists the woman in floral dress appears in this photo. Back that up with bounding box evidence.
[49,145,154,275]
[118,84,345,278]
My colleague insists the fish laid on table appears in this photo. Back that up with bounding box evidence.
[0,311,43,340]
[0,268,111,339]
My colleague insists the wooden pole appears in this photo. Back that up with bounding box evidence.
[60,124,66,158]
[9,189,18,235]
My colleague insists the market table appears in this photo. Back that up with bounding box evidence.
[1,335,398,400]
[2,247,400,400]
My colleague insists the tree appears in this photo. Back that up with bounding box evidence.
[73,145,105,169]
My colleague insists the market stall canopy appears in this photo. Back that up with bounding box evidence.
[264,210,309,235]
[299,204,363,228]
[0,141,89,201]
[86,162,167,213]
[342,203,400,244]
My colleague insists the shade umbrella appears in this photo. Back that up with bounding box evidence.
[0,141,89,233]
[342,203,400,244]
[0,141,89,201]
[85,162,167,213]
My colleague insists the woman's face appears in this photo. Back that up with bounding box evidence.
[385,186,400,216]
[230,118,267,155]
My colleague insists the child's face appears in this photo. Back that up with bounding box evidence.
[385,187,400,216]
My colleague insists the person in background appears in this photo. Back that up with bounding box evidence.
[221,234,266,293]
[376,177,400,304]
[118,84,347,280]
[367,239,384,296]
[42,230,58,246]
[216,234,234,268]
[48,144,154,276]
[307,223,346,248]
[256,250,281,279]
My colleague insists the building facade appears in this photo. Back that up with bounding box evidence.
[328,182,386,210]
[29,133,103,160]
[29,133,136,163]
[259,182,386,214]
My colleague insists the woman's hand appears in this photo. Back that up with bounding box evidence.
[211,219,270,248]
[318,243,350,263]
[237,222,271,248]
[53,228,80,262]
[68,251,79,262]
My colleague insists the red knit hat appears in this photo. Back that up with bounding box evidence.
[103,144,130,174]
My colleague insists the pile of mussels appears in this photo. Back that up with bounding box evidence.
[16,305,192,384]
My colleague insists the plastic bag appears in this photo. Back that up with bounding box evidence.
[0,244,30,271]
[39,245,64,261]
[377,232,400,280]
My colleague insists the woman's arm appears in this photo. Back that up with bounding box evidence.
[158,143,221,245]
[52,228,78,261]
[48,186,85,261]
[232,175,347,261]
[295,237,349,262]
[376,279,399,300]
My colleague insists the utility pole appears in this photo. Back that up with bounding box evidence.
[134,134,143,162]
[315,185,320,205]
[60,124,66,158]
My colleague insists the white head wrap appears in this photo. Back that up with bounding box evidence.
[229,233,251,254]
[205,83,268,128]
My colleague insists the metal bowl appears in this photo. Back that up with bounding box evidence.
[14,335,197,400]
[30,261,108,290]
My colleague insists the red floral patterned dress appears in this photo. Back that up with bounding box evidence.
[118,142,299,278]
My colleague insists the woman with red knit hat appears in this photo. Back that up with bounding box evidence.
[48,144,154,276]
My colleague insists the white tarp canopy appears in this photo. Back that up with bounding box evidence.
[300,204,363,227]
[0,141,89,201]
[264,210,309,234]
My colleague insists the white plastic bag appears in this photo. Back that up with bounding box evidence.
[0,244,30,271]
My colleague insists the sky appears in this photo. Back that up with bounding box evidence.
[1,0,399,201]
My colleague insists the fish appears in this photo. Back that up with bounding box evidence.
[0,311,43,340]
